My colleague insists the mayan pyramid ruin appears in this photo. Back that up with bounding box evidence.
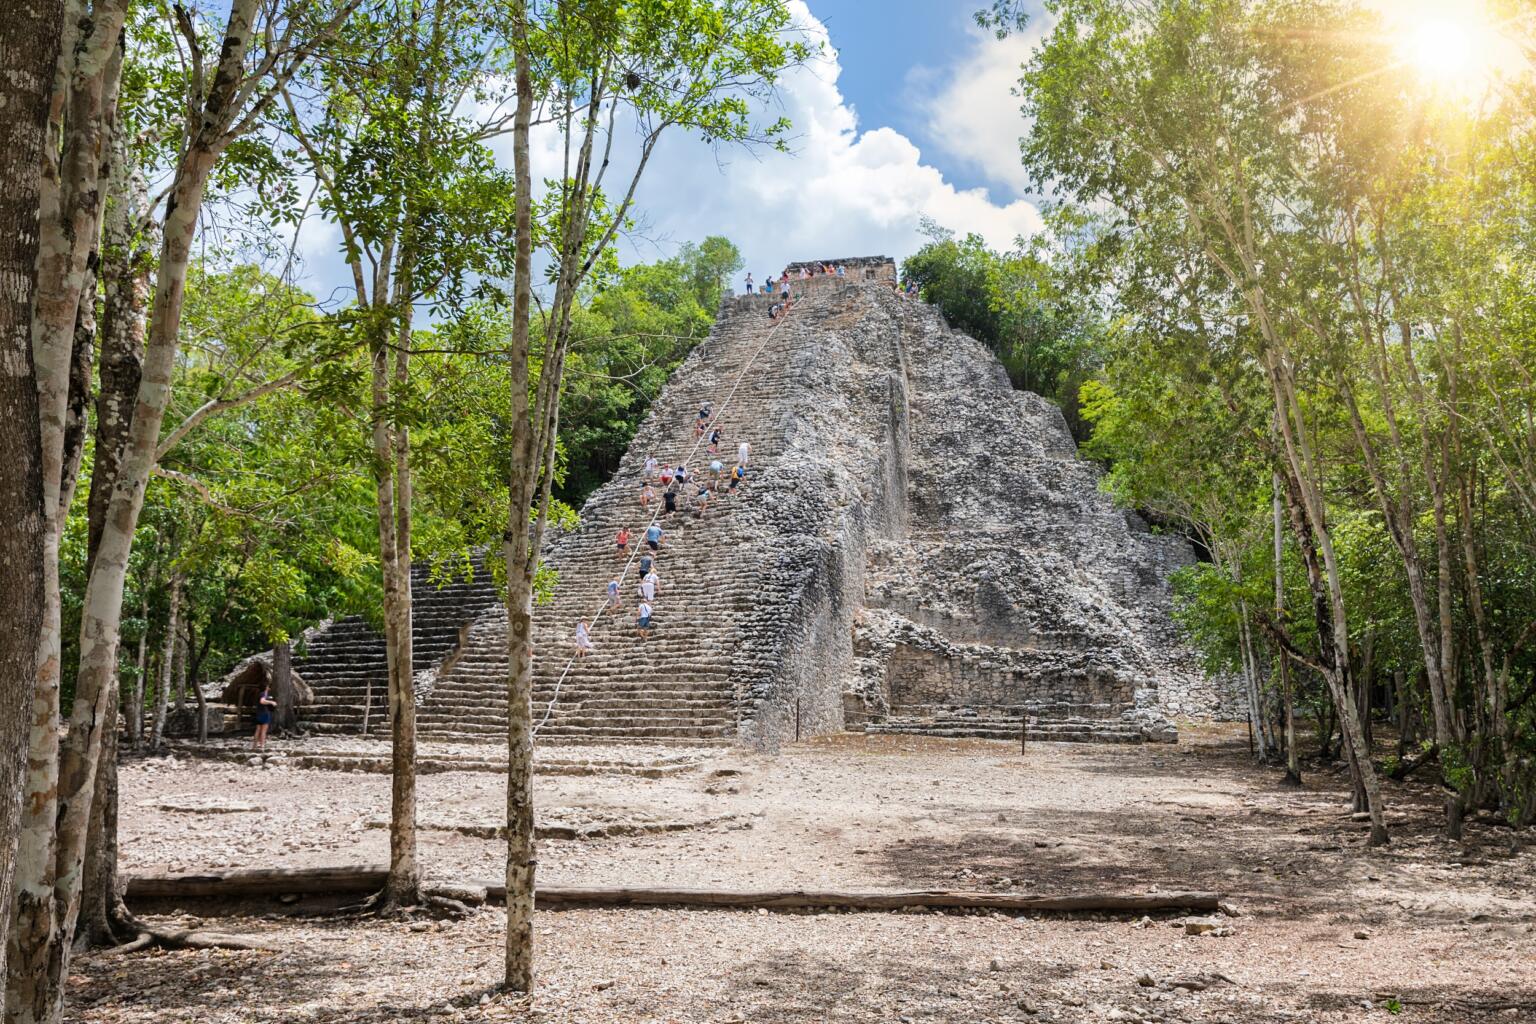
[221,261,1239,746]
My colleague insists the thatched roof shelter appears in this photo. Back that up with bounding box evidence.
[211,650,316,707]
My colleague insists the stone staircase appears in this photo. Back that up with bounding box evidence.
[418,291,866,745]
[296,556,500,733]
[873,710,1147,744]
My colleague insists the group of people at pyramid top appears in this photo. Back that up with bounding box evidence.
[744,262,845,300]
[572,401,753,655]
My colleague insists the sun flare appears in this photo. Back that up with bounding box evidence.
[1388,2,1527,97]
[1401,17,1476,82]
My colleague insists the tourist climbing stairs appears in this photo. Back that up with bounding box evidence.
[417,292,840,744]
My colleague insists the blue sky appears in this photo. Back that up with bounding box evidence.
[810,1,996,191]
[296,1,1051,297]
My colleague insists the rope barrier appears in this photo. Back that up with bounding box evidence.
[531,287,817,735]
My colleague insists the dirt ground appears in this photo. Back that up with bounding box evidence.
[70,727,1536,1023]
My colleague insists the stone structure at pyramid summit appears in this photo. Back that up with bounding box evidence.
[216,258,1241,746]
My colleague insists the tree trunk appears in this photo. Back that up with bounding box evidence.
[1357,629,1374,749]
[150,571,181,750]
[16,0,350,1007]
[272,641,296,735]
[77,693,123,949]
[1316,693,1335,761]
[89,120,149,564]
[123,869,1224,916]
[174,627,187,713]
[1273,480,1301,787]
[9,85,225,1024]
[1336,373,1455,751]
[193,668,210,744]
[504,0,538,991]
[62,254,98,511]
[0,0,65,989]
[1267,354,1387,844]
[128,592,147,750]
[91,127,149,760]
[382,306,417,906]
[1236,606,1270,759]
[8,7,129,1015]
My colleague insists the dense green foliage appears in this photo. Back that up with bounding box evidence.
[557,237,742,502]
[1019,0,1536,823]
[902,221,1103,434]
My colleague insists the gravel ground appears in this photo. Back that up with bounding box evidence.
[70,727,1536,1023]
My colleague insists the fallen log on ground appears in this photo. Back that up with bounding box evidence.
[126,867,1220,915]
[522,886,1221,914]
[127,865,387,899]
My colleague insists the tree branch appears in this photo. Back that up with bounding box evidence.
[155,369,301,461]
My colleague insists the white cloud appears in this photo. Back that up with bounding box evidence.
[613,1,1044,277]
[917,22,1046,200]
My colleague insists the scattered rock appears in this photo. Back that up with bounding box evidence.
[1169,972,1234,992]
[1183,917,1233,936]
[148,798,264,814]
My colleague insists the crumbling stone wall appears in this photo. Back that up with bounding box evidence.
[826,288,1240,741]
[731,289,908,748]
